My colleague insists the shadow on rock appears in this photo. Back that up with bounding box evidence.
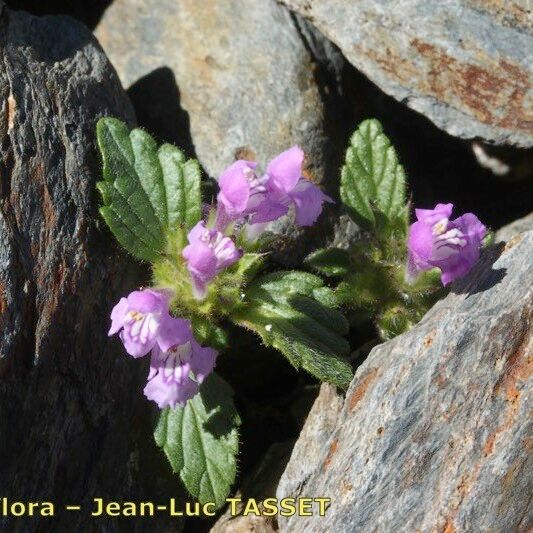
[127,66,197,161]
[452,241,507,296]
[6,0,113,29]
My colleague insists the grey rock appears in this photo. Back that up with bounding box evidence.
[496,211,533,242]
[280,0,533,147]
[276,385,343,503]
[0,4,182,530]
[211,441,293,533]
[277,230,533,532]
[95,0,329,180]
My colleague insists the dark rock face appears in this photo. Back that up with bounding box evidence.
[280,0,533,147]
[277,230,533,532]
[0,4,178,530]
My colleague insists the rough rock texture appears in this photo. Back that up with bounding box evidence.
[277,231,533,532]
[280,0,533,147]
[495,211,533,242]
[95,0,330,180]
[0,4,181,530]
[275,384,343,504]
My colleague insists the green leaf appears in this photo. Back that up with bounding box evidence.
[233,252,265,281]
[340,119,407,232]
[311,286,340,308]
[96,118,202,261]
[159,144,202,230]
[154,373,240,509]
[97,118,165,260]
[305,248,351,277]
[236,271,353,389]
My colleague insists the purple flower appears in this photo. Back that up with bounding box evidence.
[407,203,486,286]
[109,289,176,358]
[216,146,332,229]
[260,146,333,226]
[182,221,243,299]
[143,318,217,408]
[217,160,260,220]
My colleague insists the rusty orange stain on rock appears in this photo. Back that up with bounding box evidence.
[504,233,524,252]
[423,331,435,348]
[483,432,496,457]
[363,36,533,134]
[323,439,338,470]
[465,0,532,31]
[484,315,532,460]
[42,183,57,229]
[233,146,256,162]
[501,455,525,492]
[493,316,533,405]
[341,479,353,493]
[348,367,379,411]
[442,516,456,533]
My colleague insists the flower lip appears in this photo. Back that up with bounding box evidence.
[215,146,331,230]
[144,333,218,409]
[108,288,173,358]
[407,203,486,286]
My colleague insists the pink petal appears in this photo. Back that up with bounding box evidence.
[415,203,453,224]
[289,179,333,227]
[108,297,129,335]
[250,199,289,224]
[157,317,193,353]
[407,220,434,270]
[266,145,304,194]
[217,160,256,217]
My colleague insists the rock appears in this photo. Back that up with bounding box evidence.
[0,4,181,530]
[496,211,533,242]
[95,0,330,180]
[280,0,533,147]
[276,384,343,503]
[277,230,533,532]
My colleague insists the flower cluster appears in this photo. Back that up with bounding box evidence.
[109,289,217,408]
[407,203,486,285]
[183,145,332,299]
[109,146,331,407]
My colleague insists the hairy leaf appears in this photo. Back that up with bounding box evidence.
[159,144,202,230]
[305,248,351,277]
[96,118,202,261]
[237,271,353,389]
[340,119,407,232]
[154,373,240,509]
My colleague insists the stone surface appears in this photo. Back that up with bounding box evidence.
[276,384,343,503]
[277,231,533,532]
[0,4,181,530]
[95,0,330,180]
[280,0,533,147]
[495,211,533,242]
